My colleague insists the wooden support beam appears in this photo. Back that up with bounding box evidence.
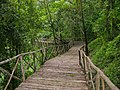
[33,53,36,72]
[4,58,19,90]
[19,56,25,81]
[79,48,119,90]
[78,50,81,66]
[0,67,21,81]
[101,78,105,90]
[95,73,100,90]
[88,64,95,90]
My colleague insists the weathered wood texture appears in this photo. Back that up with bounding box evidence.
[0,41,73,90]
[1,41,119,90]
[16,42,89,90]
[79,46,119,90]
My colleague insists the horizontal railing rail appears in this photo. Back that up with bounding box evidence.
[0,41,74,90]
[79,46,119,90]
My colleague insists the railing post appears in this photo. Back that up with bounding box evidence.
[65,44,67,51]
[33,53,36,72]
[67,44,69,50]
[88,64,95,90]
[61,46,63,53]
[54,46,57,56]
[52,46,55,56]
[4,58,19,90]
[19,56,25,81]
[60,46,62,54]
[85,57,89,85]
[44,48,47,61]
[40,50,44,65]
[101,78,105,90]
[58,45,60,54]
[84,56,88,73]
[68,43,70,50]
[63,45,65,53]
[56,46,58,55]
[81,51,84,68]
[83,53,85,71]
[96,73,100,90]
[73,41,74,45]
[79,50,81,66]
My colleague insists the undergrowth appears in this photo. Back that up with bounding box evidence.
[89,34,120,88]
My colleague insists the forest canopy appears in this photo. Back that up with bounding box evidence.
[0,0,120,89]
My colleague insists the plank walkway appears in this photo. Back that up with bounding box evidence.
[16,43,88,90]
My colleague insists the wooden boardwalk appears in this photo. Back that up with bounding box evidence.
[16,44,88,90]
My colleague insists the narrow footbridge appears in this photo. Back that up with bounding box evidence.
[0,41,119,90]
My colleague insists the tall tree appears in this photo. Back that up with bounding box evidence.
[77,0,89,55]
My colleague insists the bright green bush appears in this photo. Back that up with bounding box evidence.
[89,34,120,88]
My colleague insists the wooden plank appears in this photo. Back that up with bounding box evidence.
[16,44,88,90]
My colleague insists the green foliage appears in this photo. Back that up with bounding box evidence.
[89,35,120,88]
[89,38,103,56]
[0,0,120,89]
[87,0,120,88]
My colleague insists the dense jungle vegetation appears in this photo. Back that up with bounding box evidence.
[0,0,120,89]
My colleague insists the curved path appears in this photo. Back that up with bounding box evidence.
[16,43,88,90]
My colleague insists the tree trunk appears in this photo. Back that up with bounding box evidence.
[79,0,89,56]
[44,0,57,44]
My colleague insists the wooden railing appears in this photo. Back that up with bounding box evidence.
[0,41,73,90]
[79,46,119,90]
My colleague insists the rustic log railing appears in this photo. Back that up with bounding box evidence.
[0,41,73,90]
[79,46,119,90]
